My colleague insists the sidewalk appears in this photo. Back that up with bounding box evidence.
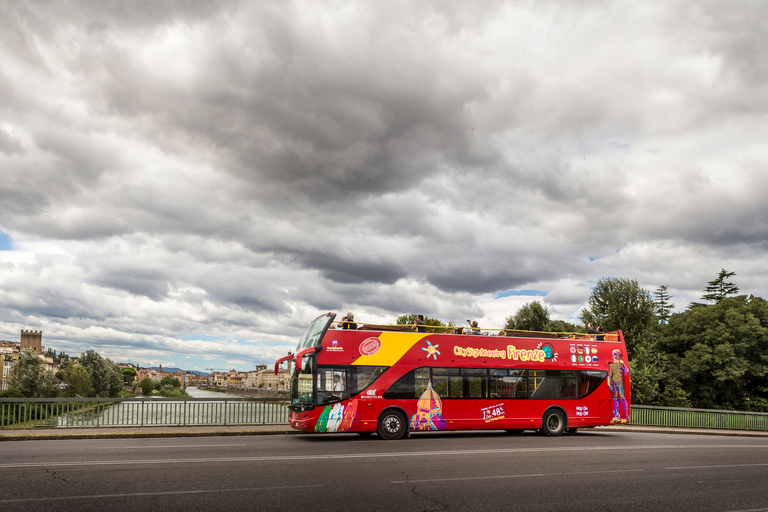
[0,424,297,441]
[1,424,767,441]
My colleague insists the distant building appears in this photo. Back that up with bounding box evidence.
[20,330,43,355]
[0,341,20,391]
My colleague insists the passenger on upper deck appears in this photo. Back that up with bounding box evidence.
[466,319,481,335]
[412,314,427,333]
[596,325,605,341]
[338,312,357,330]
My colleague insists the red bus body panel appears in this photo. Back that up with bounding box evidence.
[288,329,630,434]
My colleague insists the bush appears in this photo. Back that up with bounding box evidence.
[158,385,189,398]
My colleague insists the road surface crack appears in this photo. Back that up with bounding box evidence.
[402,471,448,511]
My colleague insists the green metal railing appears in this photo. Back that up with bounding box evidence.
[2,399,767,431]
[630,405,768,431]
[0,397,289,428]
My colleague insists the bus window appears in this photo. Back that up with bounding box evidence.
[529,370,562,400]
[489,369,507,398]
[509,370,527,398]
[432,368,460,398]
[431,372,448,398]
[316,367,347,405]
[383,369,417,399]
[414,368,430,397]
[561,371,578,398]
[579,370,607,398]
[463,368,487,398]
[347,366,388,396]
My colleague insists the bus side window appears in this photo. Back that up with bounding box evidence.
[382,369,417,399]
[316,367,347,404]
[510,370,527,398]
[579,370,607,398]
[463,368,487,399]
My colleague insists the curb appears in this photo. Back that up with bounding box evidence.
[0,429,299,442]
[595,425,768,437]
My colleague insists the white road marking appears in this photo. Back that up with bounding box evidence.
[666,463,768,470]
[2,444,767,469]
[99,443,248,449]
[392,468,642,484]
[0,485,324,504]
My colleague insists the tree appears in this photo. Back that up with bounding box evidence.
[62,364,93,397]
[79,350,123,397]
[579,278,660,405]
[8,349,59,398]
[121,367,137,384]
[660,295,768,410]
[546,319,583,333]
[396,314,455,333]
[579,278,657,343]
[654,285,675,323]
[504,301,550,332]
[160,376,181,388]
[701,269,740,304]
[139,377,155,396]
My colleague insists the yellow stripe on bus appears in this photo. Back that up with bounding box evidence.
[351,332,428,366]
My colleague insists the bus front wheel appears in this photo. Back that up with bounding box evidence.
[542,409,567,437]
[378,411,407,440]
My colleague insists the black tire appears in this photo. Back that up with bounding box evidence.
[377,410,407,440]
[542,409,567,437]
[505,429,525,435]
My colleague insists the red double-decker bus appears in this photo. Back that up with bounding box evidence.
[275,313,630,440]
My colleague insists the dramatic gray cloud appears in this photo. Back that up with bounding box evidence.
[1,0,767,370]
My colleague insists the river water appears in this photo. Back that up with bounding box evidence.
[57,386,287,427]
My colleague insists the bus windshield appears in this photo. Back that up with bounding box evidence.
[291,354,315,407]
[296,313,334,352]
[290,313,334,408]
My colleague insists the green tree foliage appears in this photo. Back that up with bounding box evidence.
[396,314,455,333]
[579,278,660,405]
[579,278,657,342]
[79,350,123,397]
[121,367,137,384]
[8,349,60,398]
[701,269,740,304]
[139,377,155,396]
[654,285,675,323]
[0,388,24,398]
[158,385,190,398]
[62,364,94,397]
[160,376,182,388]
[504,301,550,332]
[659,295,768,411]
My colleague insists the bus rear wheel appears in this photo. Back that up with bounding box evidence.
[377,410,407,440]
[542,409,567,437]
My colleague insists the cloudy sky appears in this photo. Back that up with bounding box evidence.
[1,1,766,372]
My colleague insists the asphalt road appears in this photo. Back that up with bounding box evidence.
[1,430,767,512]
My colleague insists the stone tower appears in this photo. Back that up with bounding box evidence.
[20,330,43,355]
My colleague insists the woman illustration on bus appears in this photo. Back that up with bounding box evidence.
[608,349,629,423]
